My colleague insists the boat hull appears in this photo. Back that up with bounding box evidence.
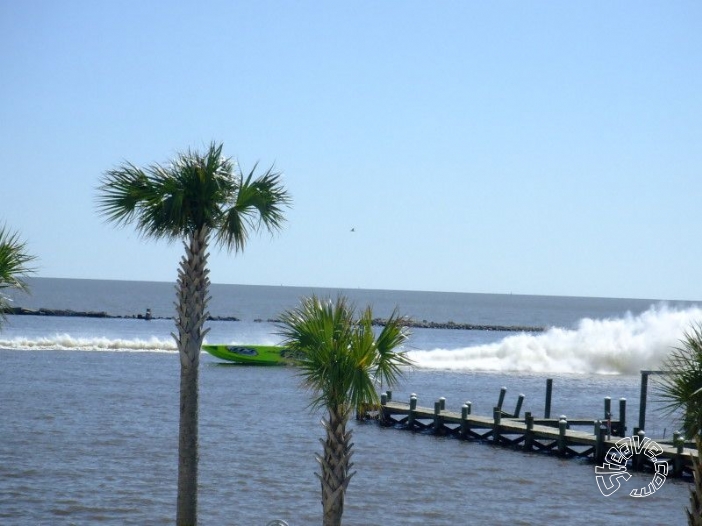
[201,344,299,365]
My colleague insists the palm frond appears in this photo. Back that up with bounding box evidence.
[96,163,153,229]
[217,164,291,252]
[0,225,37,322]
[0,226,37,291]
[344,309,378,408]
[373,308,413,389]
[657,323,702,438]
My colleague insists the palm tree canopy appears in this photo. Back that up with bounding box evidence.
[366,306,414,388]
[277,295,413,413]
[97,142,290,251]
[0,226,35,290]
[0,225,36,322]
[658,322,702,438]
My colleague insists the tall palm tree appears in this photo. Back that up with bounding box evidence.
[658,322,702,525]
[97,142,290,525]
[277,296,413,526]
[0,225,36,328]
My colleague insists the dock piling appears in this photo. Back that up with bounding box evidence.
[545,379,553,418]
[605,397,612,439]
[497,387,507,411]
[633,430,646,470]
[434,400,444,432]
[604,397,611,420]
[639,371,651,432]
[619,398,627,437]
[493,406,502,443]
[408,394,417,428]
[673,431,685,477]
[525,411,534,451]
[558,417,568,456]
[594,421,606,464]
[514,394,525,418]
[379,392,388,424]
[460,404,470,438]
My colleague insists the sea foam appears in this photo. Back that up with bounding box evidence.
[408,305,702,374]
[0,335,178,353]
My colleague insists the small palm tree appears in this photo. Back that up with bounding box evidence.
[277,296,413,526]
[0,225,36,328]
[97,142,290,526]
[659,323,702,438]
[658,322,702,525]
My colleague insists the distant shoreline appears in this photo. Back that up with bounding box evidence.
[1,307,545,332]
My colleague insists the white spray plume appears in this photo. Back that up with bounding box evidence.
[407,305,702,374]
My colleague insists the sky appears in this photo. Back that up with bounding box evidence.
[1,1,701,301]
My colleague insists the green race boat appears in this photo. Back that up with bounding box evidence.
[201,344,301,365]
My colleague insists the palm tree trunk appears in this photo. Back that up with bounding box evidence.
[175,227,211,526]
[317,406,356,526]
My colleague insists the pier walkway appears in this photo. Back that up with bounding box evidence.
[377,382,696,479]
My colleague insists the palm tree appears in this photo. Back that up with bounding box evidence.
[277,296,413,526]
[658,323,702,525]
[659,323,702,438]
[97,142,290,526]
[0,225,36,328]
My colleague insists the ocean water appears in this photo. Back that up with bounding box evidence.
[1,278,701,525]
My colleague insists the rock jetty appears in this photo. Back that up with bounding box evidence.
[2,307,543,332]
[1,307,240,322]
[371,317,544,332]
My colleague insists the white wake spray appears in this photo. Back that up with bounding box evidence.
[407,305,702,374]
[0,335,178,353]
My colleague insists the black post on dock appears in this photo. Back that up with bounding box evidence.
[514,394,525,418]
[619,398,626,437]
[497,387,507,412]
[638,370,668,434]
[460,403,471,438]
[673,431,685,477]
[408,394,417,429]
[595,421,607,464]
[639,371,649,432]
[524,411,534,451]
[434,400,443,432]
[544,379,553,419]
[604,397,612,439]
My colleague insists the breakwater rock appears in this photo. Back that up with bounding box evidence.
[259,317,545,332]
[372,318,545,332]
[3,307,114,318]
[2,307,543,332]
[1,307,240,322]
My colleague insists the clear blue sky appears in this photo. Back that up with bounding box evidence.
[2,1,701,301]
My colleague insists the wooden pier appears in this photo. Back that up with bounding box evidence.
[377,379,697,479]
